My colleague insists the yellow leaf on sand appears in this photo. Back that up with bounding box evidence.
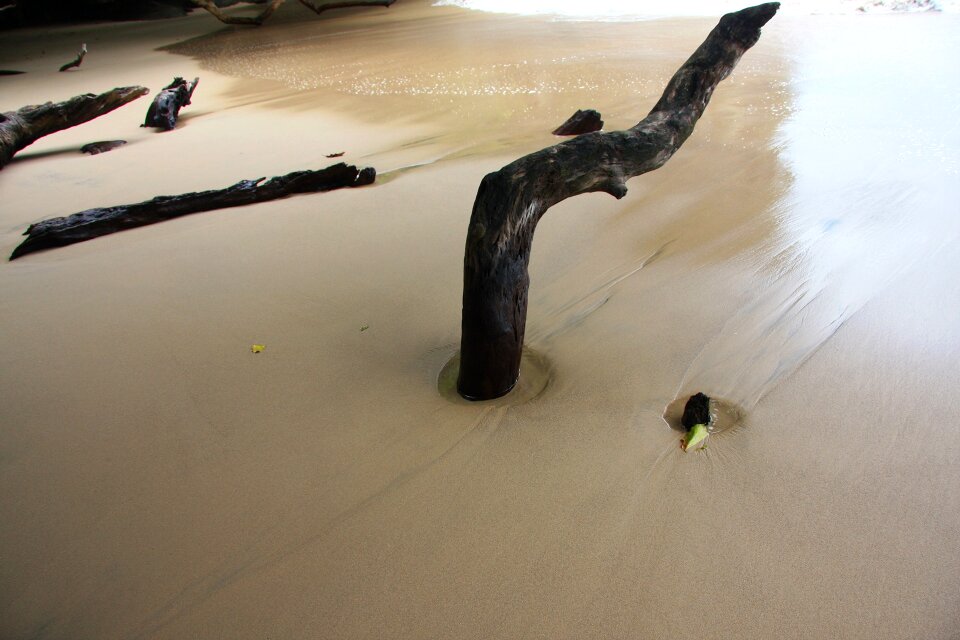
[251,344,265,353]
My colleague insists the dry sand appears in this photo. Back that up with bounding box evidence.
[1,2,959,638]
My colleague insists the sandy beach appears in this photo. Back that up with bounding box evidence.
[1,1,959,638]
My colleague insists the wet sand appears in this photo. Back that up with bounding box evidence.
[1,2,959,638]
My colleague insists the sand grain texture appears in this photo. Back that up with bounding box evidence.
[1,2,958,639]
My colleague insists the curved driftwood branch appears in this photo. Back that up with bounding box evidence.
[457,3,780,400]
[0,85,148,169]
[59,43,87,72]
[10,163,375,260]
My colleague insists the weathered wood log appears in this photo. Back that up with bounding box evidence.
[0,85,149,169]
[143,77,198,131]
[552,109,603,136]
[80,140,127,155]
[59,43,87,72]
[192,0,284,25]
[10,163,376,260]
[296,0,395,14]
[192,0,393,25]
[457,3,780,400]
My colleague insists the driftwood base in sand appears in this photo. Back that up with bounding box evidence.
[457,3,780,400]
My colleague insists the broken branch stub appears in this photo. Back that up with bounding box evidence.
[456,3,780,401]
[552,109,603,136]
[143,76,198,131]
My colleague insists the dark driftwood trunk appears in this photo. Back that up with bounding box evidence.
[0,86,148,169]
[143,77,198,131]
[10,163,375,260]
[457,3,780,400]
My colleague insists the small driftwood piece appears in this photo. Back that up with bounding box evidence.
[10,163,376,260]
[0,70,26,76]
[0,85,149,169]
[59,44,88,72]
[457,3,780,400]
[143,77,198,131]
[681,392,712,429]
[552,109,603,136]
[81,140,127,155]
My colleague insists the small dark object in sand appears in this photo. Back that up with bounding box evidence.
[552,109,603,136]
[143,76,198,131]
[326,152,345,158]
[681,392,712,429]
[59,44,87,72]
[81,140,127,155]
[0,70,25,76]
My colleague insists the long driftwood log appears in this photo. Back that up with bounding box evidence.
[143,77,198,130]
[193,0,394,26]
[0,86,148,169]
[10,163,375,260]
[457,3,779,400]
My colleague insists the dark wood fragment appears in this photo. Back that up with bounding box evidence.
[80,140,127,155]
[0,86,149,169]
[681,392,712,429]
[457,3,780,400]
[10,162,376,260]
[59,43,87,72]
[142,76,198,131]
[325,151,345,158]
[552,109,603,136]
[0,70,26,76]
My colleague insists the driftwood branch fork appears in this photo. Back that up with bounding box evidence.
[457,3,780,400]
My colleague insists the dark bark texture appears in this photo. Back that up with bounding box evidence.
[0,85,148,169]
[10,163,376,260]
[552,109,603,136]
[80,140,127,154]
[457,3,780,400]
[681,392,712,428]
[143,76,198,130]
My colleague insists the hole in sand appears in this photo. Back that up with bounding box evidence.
[437,348,552,406]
